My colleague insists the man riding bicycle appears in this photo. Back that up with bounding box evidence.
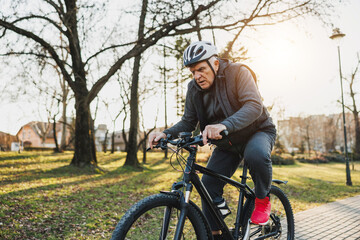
[149,41,276,239]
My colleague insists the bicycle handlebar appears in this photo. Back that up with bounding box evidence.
[147,130,229,152]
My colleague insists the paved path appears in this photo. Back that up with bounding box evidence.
[295,195,360,240]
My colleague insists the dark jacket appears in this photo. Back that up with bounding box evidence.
[164,59,275,147]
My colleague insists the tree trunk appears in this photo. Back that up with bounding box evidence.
[142,135,147,164]
[66,0,98,167]
[124,0,148,168]
[124,54,141,168]
[71,93,97,167]
[190,0,202,41]
[53,116,61,153]
[354,113,360,155]
[111,131,115,153]
[305,125,311,157]
[103,130,109,153]
[60,93,68,151]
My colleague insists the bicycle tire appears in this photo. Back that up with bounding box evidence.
[243,185,295,240]
[111,193,212,240]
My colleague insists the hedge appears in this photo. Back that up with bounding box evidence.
[271,155,295,165]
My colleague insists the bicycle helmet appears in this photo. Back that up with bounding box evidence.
[183,41,218,67]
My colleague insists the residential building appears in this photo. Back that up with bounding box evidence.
[94,125,145,152]
[16,121,71,149]
[0,131,18,151]
[277,113,355,153]
[94,124,110,152]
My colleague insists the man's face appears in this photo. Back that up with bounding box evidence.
[189,61,217,90]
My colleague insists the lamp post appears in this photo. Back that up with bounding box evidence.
[330,28,352,186]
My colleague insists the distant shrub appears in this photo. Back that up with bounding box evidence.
[322,153,345,163]
[349,153,360,161]
[297,156,329,164]
[271,155,295,165]
[24,147,54,152]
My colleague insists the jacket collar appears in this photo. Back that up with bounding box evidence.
[217,58,231,80]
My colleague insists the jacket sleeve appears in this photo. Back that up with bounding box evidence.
[220,66,263,133]
[163,83,198,138]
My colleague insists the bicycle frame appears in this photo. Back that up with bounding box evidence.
[166,145,256,240]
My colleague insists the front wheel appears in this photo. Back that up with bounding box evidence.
[111,193,212,240]
[245,185,295,240]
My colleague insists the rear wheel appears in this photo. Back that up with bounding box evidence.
[245,185,295,239]
[111,193,211,240]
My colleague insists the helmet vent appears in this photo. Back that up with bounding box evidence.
[183,41,218,67]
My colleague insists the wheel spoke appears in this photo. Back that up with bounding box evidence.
[112,194,210,240]
[244,186,294,240]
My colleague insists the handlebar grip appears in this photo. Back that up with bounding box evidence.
[220,130,229,137]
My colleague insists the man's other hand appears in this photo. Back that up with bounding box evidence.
[202,124,227,145]
[148,132,167,149]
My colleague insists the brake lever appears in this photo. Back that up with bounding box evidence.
[159,140,168,150]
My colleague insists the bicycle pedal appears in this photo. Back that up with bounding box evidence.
[216,200,231,218]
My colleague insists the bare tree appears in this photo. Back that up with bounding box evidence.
[102,87,128,154]
[138,107,158,164]
[172,37,191,117]
[102,129,109,153]
[303,118,312,157]
[344,54,360,156]
[0,0,336,168]
[119,82,131,153]
[32,121,51,146]
[323,114,340,152]
[137,69,159,164]
[125,0,148,168]
[0,0,223,167]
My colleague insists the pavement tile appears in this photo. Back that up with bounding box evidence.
[294,195,360,240]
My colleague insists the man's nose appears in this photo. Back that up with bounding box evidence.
[194,72,201,80]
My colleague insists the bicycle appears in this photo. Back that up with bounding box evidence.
[111,131,295,240]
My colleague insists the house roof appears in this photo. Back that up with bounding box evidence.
[16,121,66,138]
[0,131,16,138]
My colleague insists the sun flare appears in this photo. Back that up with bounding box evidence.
[264,38,295,67]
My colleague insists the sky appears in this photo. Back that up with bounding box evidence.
[248,1,360,120]
[1,0,360,135]
[139,0,360,130]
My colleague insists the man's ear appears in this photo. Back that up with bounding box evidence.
[214,59,220,72]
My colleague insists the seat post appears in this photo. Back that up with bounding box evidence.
[233,164,249,239]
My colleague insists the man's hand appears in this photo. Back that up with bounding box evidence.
[202,124,227,145]
[148,132,167,149]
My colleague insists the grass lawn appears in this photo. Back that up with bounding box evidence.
[1,151,359,239]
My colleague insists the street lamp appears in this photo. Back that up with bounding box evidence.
[330,28,352,186]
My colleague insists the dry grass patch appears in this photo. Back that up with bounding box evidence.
[1,151,359,239]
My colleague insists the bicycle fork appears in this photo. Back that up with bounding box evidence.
[159,182,193,240]
[174,183,193,239]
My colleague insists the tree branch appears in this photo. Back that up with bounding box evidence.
[167,19,247,36]
[12,15,67,35]
[349,53,360,115]
[84,41,137,65]
[44,0,65,20]
[87,0,220,104]
[0,51,51,59]
[0,19,75,90]
[344,103,354,113]
[257,0,312,19]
